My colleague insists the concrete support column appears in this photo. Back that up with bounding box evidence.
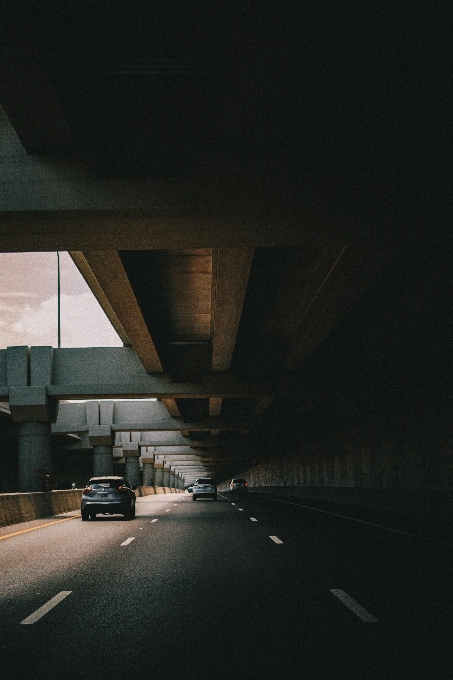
[18,421,52,492]
[142,463,154,486]
[141,455,155,486]
[163,465,171,487]
[125,455,140,488]
[169,469,176,490]
[93,446,113,476]
[154,463,164,487]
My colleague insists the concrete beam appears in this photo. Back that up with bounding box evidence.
[138,435,218,447]
[0,346,272,400]
[69,252,131,347]
[71,252,162,373]
[53,418,250,434]
[211,248,254,371]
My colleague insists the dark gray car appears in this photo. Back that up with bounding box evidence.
[230,478,248,497]
[81,476,136,520]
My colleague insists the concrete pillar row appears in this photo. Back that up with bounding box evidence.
[169,470,176,489]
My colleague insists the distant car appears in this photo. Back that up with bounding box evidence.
[187,485,194,493]
[192,478,217,501]
[230,478,248,497]
[81,476,136,520]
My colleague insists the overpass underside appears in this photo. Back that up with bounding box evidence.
[0,2,450,522]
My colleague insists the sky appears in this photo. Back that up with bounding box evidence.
[0,251,123,348]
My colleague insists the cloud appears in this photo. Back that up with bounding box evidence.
[0,291,39,298]
[11,292,122,347]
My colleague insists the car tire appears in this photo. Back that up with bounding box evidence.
[192,495,197,501]
[89,512,97,520]
[131,503,136,519]
[212,494,217,501]
[81,509,89,521]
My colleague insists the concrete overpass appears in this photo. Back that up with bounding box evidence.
[0,2,451,520]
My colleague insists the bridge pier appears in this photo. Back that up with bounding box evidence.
[18,421,52,492]
[92,445,114,476]
[141,458,155,486]
[163,465,171,488]
[119,441,139,487]
[154,462,164,487]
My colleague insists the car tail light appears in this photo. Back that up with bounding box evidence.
[245,483,248,487]
[117,485,123,490]
[83,486,91,494]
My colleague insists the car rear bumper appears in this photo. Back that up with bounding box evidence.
[81,500,129,514]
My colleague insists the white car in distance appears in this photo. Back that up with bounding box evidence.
[192,478,217,501]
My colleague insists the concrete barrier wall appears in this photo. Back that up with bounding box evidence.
[0,489,82,527]
[136,486,184,496]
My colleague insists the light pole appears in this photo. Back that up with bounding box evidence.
[57,251,61,348]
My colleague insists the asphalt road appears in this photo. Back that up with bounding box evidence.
[1,493,452,680]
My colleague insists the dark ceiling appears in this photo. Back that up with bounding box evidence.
[16,0,449,177]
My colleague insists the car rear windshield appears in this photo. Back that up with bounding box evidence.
[232,479,246,483]
[89,479,124,489]
[196,479,213,484]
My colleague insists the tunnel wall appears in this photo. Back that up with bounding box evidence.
[225,245,453,523]
[232,412,453,521]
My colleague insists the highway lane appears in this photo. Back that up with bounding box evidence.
[1,493,452,680]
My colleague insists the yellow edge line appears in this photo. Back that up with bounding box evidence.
[0,515,79,541]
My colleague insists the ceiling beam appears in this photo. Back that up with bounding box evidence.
[75,251,162,373]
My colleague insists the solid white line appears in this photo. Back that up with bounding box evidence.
[121,537,135,546]
[151,519,158,522]
[269,535,283,544]
[20,591,72,625]
[330,589,378,622]
[250,517,258,522]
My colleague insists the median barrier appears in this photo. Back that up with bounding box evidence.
[0,489,82,528]
[135,487,184,496]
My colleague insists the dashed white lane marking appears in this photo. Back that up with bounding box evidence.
[20,591,72,625]
[121,537,135,546]
[165,509,170,512]
[250,517,258,522]
[330,589,378,622]
[173,503,178,506]
[231,503,236,506]
[238,508,244,511]
[270,536,283,544]
[151,519,158,522]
